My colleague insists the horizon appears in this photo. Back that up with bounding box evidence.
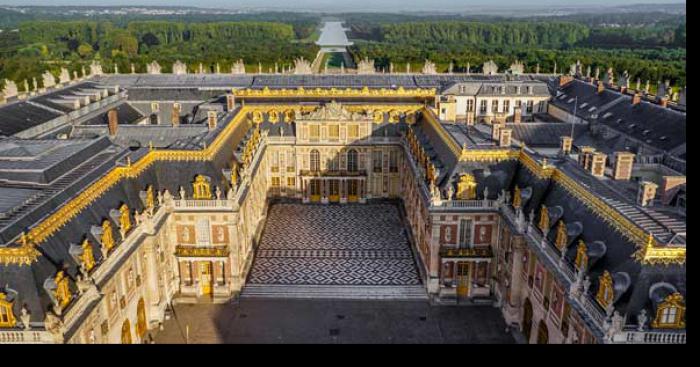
[0,0,686,11]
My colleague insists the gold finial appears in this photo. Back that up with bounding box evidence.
[18,231,30,246]
[512,185,521,209]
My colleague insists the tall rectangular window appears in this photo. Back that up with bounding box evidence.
[329,124,339,140]
[480,100,488,113]
[196,219,210,245]
[466,99,474,112]
[389,151,398,172]
[309,125,319,141]
[526,100,534,113]
[348,124,359,139]
[373,151,382,173]
[503,100,510,114]
[491,99,499,113]
[458,219,473,248]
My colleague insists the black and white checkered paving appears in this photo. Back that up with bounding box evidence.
[248,204,421,286]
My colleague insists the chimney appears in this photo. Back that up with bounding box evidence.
[659,96,669,108]
[660,176,686,205]
[560,136,572,155]
[107,109,118,136]
[499,128,512,147]
[590,152,607,177]
[638,181,658,207]
[579,146,596,170]
[632,93,642,106]
[597,81,605,94]
[226,94,235,111]
[513,107,522,123]
[613,152,635,180]
[559,75,574,87]
[207,110,217,130]
[491,122,502,141]
[171,103,181,126]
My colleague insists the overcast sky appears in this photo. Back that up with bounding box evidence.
[0,0,685,8]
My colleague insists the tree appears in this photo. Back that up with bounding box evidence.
[77,43,93,58]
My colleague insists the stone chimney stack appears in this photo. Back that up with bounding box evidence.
[207,110,217,130]
[226,94,235,111]
[560,136,572,155]
[498,128,512,147]
[638,181,658,207]
[613,152,635,180]
[107,109,118,136]
[597,81,605,94]
[590,152,607,177]
[579,146,596,170]
[559,75,574,87]
[171,103,181,126]
[659,96,669,108]
[632,93,642,106]
[491,123,502,141]
[513,107,522,123]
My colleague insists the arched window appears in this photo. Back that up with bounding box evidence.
[121,319,132,344]
[310,150,320,172]
[347,149,358,172]
[136,298,147,338]
[536,320,549,344]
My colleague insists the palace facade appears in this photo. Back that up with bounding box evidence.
[0,62,686,344]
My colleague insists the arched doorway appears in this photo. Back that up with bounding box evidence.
[136,298,147,339]
[537,320,549,344]
[121,319,132,344]
[522,298,533,343]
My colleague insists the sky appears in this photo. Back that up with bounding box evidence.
[0,0,685,8]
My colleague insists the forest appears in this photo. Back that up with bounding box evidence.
[344,12,685,86]
[0,9,686,90]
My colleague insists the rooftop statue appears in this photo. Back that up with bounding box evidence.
[231,59,246,74]
[483,60,498,75]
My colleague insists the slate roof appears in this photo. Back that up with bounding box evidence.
[508,122,589,147]
[82,102,144,126]
[0,102,63,136]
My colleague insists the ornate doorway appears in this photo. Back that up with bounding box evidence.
[329,180,340,202]
[200,261,213,296]
[537,320,549,344]
[310,180,322,202]
[523,298,533,343]
[347,180,358,202]
[456,262,470,297]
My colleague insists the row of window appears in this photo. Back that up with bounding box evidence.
[473,99,538,114]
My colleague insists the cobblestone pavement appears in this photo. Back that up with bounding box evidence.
[153,299,516,344]
[247,203,421,285]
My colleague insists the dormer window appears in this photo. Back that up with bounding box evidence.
[595,271,614,309]
[575,240,588,271]
[0,292,16,328]
[652,292,685,329]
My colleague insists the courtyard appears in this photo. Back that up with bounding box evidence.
[247,203,421,286]
[153,299,516,344]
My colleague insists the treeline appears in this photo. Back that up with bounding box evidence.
[1,19,319,85]
[349,42,685,85]
[379,22,591,49]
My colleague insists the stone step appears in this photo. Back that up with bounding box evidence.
[240,284,429,301]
